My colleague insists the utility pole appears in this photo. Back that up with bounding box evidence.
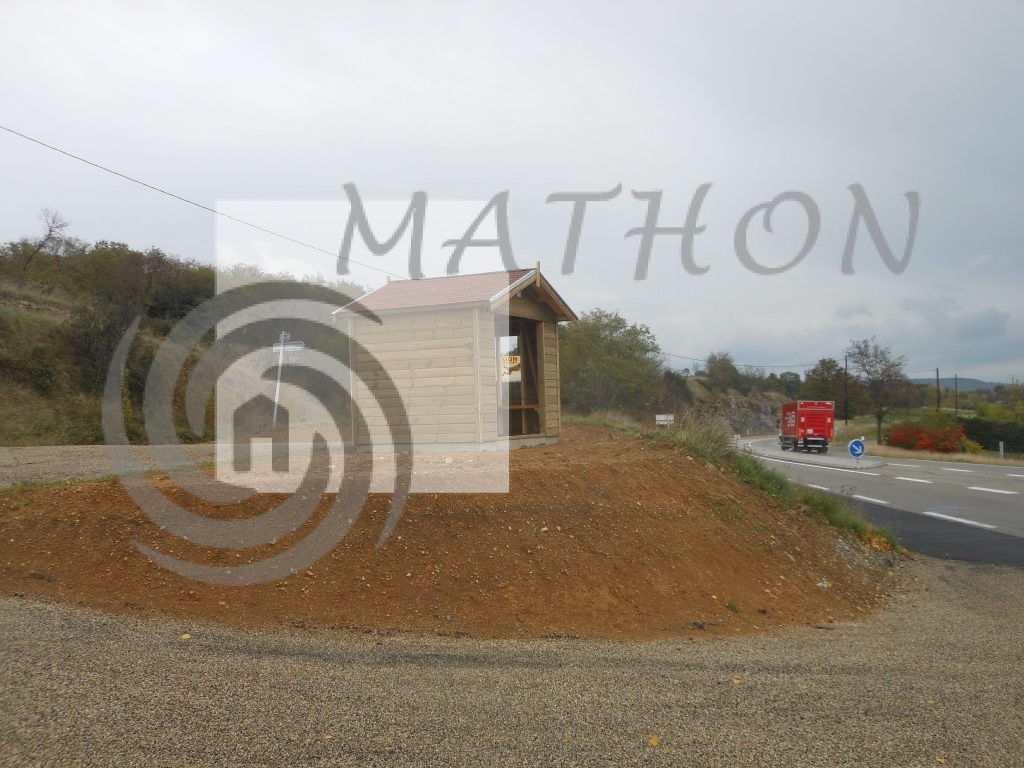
[844,354,849,425]
[954,374,958,416]
[936,367,941,410]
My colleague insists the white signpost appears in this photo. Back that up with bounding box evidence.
[271,331,304,427]
[655,414,675,427]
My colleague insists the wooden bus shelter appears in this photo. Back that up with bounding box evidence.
[334,265,576,449]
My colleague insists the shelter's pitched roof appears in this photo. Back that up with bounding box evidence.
[335,267,576,322]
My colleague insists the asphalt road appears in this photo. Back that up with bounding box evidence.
[0,444,215,487]
[741,436,1024,567]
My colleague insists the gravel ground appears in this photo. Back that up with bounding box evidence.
[1,558,1022,767]
[0,445,215,488]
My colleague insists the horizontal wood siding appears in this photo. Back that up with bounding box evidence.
[508,294,554,322]
[346,295,563,445]
[350,308,480,445]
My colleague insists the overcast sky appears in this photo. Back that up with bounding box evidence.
[2,1,1021,381]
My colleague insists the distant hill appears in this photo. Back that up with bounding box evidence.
[910,377,1002,392]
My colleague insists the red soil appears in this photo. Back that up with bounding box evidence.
[0,425,896,640]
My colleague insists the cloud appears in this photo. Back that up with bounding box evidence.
[834,303,868,319]
[952,308,1010,339]
[0,1,1021,381]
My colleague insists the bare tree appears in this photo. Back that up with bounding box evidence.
[845,337,909,443]
[13,209,68,279]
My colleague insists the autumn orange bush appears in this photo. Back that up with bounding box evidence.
[887,414,965,453]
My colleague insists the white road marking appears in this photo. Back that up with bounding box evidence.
[888,463,918,468]
[852,494,890,505]
[967,486,1018,495]
[921,511,997,530]
[1007,473,1024,479]
[758,456,880,476]
[805,484,830,491]
[895,476,933,484]
[942,468,973,473]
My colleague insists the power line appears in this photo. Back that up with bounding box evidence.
[659,351,818,370]
[0,123,406,280]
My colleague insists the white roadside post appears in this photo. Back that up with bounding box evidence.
[271,331,305,428]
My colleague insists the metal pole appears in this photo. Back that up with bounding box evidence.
[273,331,288,427]
[844,354,849,425]
[936,367,940,410]
[954,374,958,416]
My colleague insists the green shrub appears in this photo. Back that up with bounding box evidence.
[974,401,1024,422]
[0,346,57,394]
[960,416,1024,453]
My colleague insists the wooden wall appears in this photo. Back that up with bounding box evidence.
[540,320,561,437]
[510,288,561,438]
[346,293,561,445]
[348,308,480,445]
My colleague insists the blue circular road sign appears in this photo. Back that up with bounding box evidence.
[848,439,866,458]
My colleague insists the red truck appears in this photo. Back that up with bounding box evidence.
[779,400,835,453]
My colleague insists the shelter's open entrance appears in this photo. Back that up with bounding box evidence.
[498,317,541,437]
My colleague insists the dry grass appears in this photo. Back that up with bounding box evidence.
[866,443,1024,467]
[564,409,642,431]
[0,280,74,314]
[567,410,897,549]
[0,383,105,446]
[834,415,894,445]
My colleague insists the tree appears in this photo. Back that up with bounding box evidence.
[800,357,871,417]
[704,352,741,392]
[657,368,692,411]
[560,309,661,414]
[801,358,844,399]
[845,338,910,443]
[7,209,68,280]
[779,371,802,398]
[65,299,140,392]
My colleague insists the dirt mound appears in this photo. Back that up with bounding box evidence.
[0,425,896,640]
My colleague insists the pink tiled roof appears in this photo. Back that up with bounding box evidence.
[341,269,534,313]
